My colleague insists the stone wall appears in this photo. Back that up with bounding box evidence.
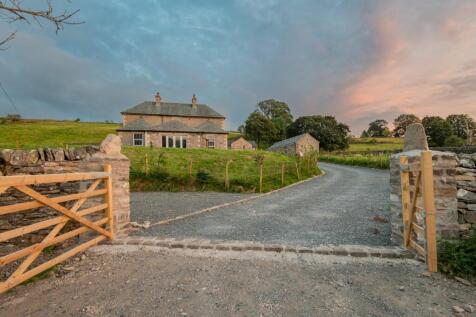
[390,150,475,243]
[456,153,476,236]
[0,135,130,242]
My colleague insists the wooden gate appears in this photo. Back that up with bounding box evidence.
[0,165,114,293]
[399,151,437,272]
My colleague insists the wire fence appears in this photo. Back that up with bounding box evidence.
[128,150,320,193]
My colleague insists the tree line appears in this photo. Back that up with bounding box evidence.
[240,99,475,151]
[362,114,476,147]
[239,99,350,151]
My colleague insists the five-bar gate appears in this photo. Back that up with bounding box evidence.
[399,151,437,272]
[0,165,114,293]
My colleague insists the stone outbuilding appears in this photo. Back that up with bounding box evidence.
[228,137,256,150]
[117,92,228,149]
[268,133,319,156]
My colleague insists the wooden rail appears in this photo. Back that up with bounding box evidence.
[399,151,437,272]
[0,165,114,293]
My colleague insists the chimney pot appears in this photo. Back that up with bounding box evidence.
[155,91,161,105]
[192,94,197,108]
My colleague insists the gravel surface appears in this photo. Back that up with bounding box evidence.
[135,163,393,246]
[131,192,257,223]
[1,245,474,317]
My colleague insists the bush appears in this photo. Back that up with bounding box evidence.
[196,169,210,184]
[438,233,476,279]
[444,135,465,147]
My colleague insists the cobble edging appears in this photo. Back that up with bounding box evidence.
[107,237,416,260]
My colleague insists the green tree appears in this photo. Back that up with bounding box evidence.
[446,114,476,142]
[444,135,465,147]
[422,116,453,147]
[367,119,390,137]
[244,111,278,148]
[360,130,369,138]
[393,114,420,137]
[256,99,293,140]
[287,115,350,151]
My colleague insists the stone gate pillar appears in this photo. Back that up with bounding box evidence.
[91,134,130,237]
[389,124,459,243]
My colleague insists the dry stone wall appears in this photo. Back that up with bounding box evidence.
[0,135,131,245]
[456,153,476,235]
[390,150,476,243]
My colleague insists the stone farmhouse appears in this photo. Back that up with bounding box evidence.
[268,133,319,156]
[228,136,256,150]
[117,92,227,149]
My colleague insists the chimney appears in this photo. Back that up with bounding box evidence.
[192,94,197,109]
[155,91,161,105]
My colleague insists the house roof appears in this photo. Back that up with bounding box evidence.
[117,118,227,134]
[268,133,316,150]
[121,101,225,118]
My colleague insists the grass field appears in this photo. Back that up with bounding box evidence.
[348,137,403,153]
[319,153,390,169]
[0,119,120,149]
[122,147,320,193]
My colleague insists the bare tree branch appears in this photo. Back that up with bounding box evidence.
[0,0,82,49]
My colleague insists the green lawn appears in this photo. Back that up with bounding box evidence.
[0,119,120,149]
[122,147,320,193]
[348,137,403,153]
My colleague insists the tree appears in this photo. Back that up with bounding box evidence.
[0,1,82,49]
[393,114,420,137]
[244,111,278,148]
[422,116,452,147]
[446,114,476,143]
[287,115,350,151]
[360,130,369,138]
[444,135,465,147]
[255,99,293,140]
[366,119,390,137]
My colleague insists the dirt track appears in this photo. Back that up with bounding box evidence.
[1,245,475,317]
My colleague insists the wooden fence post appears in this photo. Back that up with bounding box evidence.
[281,162,285,186]
[259,162,263,193]
[144,153,149,176]
[399,156,411,247]
[421,150,437,272]
[225,160,232,189]
[188,158,193,178]
[295,161,300,180]
[104,164,114,240]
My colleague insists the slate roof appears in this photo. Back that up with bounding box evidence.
[117,118,227,134]
[268,133,314,150]
[121,101,225,118]
[228,137,257,148]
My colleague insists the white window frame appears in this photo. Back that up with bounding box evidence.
[207,138,215,148]
[133,133,144,146]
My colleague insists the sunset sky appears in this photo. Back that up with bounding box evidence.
[0,0,475,133]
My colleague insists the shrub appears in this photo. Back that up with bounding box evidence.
[444,135,465,147]
[438,233,476,279]
[196,169,210,184]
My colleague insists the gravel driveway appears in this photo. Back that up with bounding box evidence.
[132,163,392,246]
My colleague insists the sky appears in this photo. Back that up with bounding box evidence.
[0,0,475,134]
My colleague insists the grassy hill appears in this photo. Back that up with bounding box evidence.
[0,119,120,149]
[123,147,320,193]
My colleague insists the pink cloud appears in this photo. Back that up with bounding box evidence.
[340,2,476,134]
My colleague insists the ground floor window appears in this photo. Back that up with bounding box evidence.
[161,135,187,148]
[207,139,215,148]
[133,133,144,146]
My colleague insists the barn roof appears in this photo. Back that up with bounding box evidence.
[268,133,316,150]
